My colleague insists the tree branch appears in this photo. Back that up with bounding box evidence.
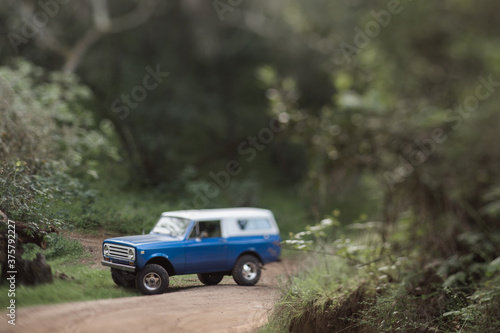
[90,0,111,32]
[62,28,102,73]
[107,0,157,34]
[16,0,158,72]
[62,0,158,72]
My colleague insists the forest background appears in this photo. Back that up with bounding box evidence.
[1,1,500,331]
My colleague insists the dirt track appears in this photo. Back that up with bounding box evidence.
[0,232,296,333]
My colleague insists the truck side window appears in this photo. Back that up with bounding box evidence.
[189,221,221,239]
[237,218,271,230]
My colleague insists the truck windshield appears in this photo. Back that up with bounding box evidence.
[150,216,191,237]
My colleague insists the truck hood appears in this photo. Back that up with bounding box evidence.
[105,234,182,247]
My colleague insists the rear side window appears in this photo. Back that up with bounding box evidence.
[237,218,271,231]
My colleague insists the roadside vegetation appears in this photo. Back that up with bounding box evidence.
[263,214,500,332]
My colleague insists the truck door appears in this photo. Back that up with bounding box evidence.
[184,220,228,273]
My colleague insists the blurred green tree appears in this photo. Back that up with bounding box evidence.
[0,59,117,225]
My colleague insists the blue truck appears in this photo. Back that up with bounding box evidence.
[101,208,281,295]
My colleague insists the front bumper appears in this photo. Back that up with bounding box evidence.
[101,260,136,272]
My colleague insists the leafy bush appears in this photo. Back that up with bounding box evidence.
[0,59,118,227]
[21,234,84,262]
[43,234,84,260]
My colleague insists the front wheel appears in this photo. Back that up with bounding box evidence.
[111,268,135,288]
[232,255,261,286]
[197,273,224,286]
[136,264,169,295]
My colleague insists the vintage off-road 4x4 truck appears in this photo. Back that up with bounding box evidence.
[101,208,281,295]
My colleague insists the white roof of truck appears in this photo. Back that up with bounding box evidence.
[161,207,273,220]
[162,207,279,237]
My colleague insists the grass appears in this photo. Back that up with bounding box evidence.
[0,264,140,308]
[260,223,406,333]
[260,246,373,333]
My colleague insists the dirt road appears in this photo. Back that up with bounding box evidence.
[1,231,295,333]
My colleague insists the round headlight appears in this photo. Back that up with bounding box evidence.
[128,249,135,260]
[103,244,109,256]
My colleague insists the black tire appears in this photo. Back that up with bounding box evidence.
[111,268,136,288]
[197,273,224,286]
[135,264,169,295]
[232,255,261,286]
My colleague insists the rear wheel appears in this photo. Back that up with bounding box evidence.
[232,255,261,286]
[136,264,169,295]
[197,273,224,285]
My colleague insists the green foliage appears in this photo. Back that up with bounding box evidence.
[265,255,371,332]
[282,213,339,251]
[482,186,500,218]
[43,234,84,260]
[22,235,84,263]
[0,59,118,227]
[486,257,500,277]
[0,59,117,171]
[269,215,401,332]
[450,276,500,332]
[68,177,168,234]
[0,162,57,228]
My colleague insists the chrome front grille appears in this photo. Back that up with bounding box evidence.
[106,244,134,260]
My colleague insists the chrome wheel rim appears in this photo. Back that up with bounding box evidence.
[242,262,257,280]
[143,272,161,291]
